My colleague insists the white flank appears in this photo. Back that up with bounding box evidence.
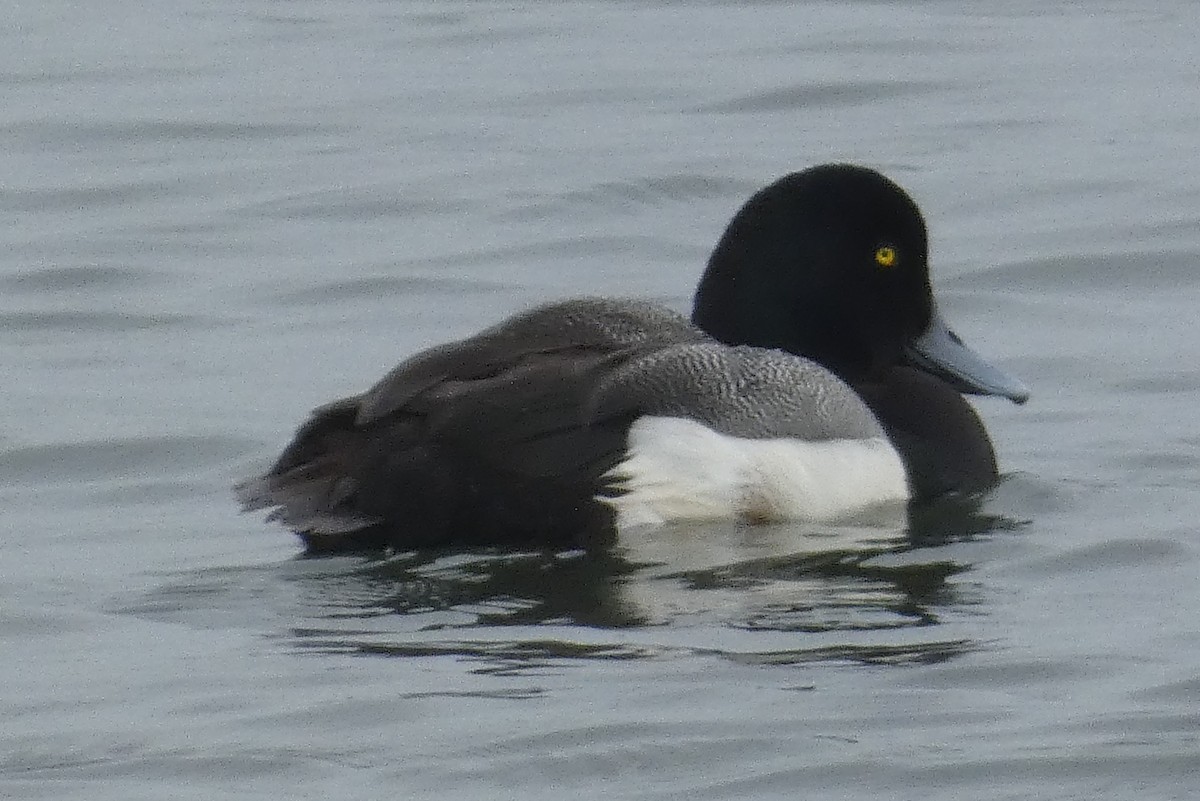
[599,416,909,529]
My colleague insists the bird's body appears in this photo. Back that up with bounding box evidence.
[238,165,1028,554]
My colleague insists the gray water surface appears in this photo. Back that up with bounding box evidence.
[4,2,1200,799]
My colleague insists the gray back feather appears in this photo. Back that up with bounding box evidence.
[591,342,885,441]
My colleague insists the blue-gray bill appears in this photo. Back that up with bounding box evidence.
[906,306,1031,404]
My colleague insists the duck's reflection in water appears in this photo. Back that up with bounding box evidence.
[281,494,1022,669]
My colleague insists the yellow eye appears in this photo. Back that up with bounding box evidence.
[874,245,897,268]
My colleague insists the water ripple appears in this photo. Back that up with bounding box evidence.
[270,274,515,306]
[696,80,943,114]
[0,310,198,333]
[0,180,190,213]
[401,235,695,271]
[0,265,156,293]
[505,173,751,219]
[956,249,1200,293]
[0,119,339,147]
[243,187,469,221]
[0,434,253,486]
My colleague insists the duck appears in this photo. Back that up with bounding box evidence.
[237,163,1029,554]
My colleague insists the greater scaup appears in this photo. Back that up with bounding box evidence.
[238,164,1028,553]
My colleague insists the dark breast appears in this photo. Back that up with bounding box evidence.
[854,367,999,500]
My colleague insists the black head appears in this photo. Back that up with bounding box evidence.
[692,164,934,383]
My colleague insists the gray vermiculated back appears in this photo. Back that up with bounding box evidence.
[358,297,880,443]
[593,342,885,441]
